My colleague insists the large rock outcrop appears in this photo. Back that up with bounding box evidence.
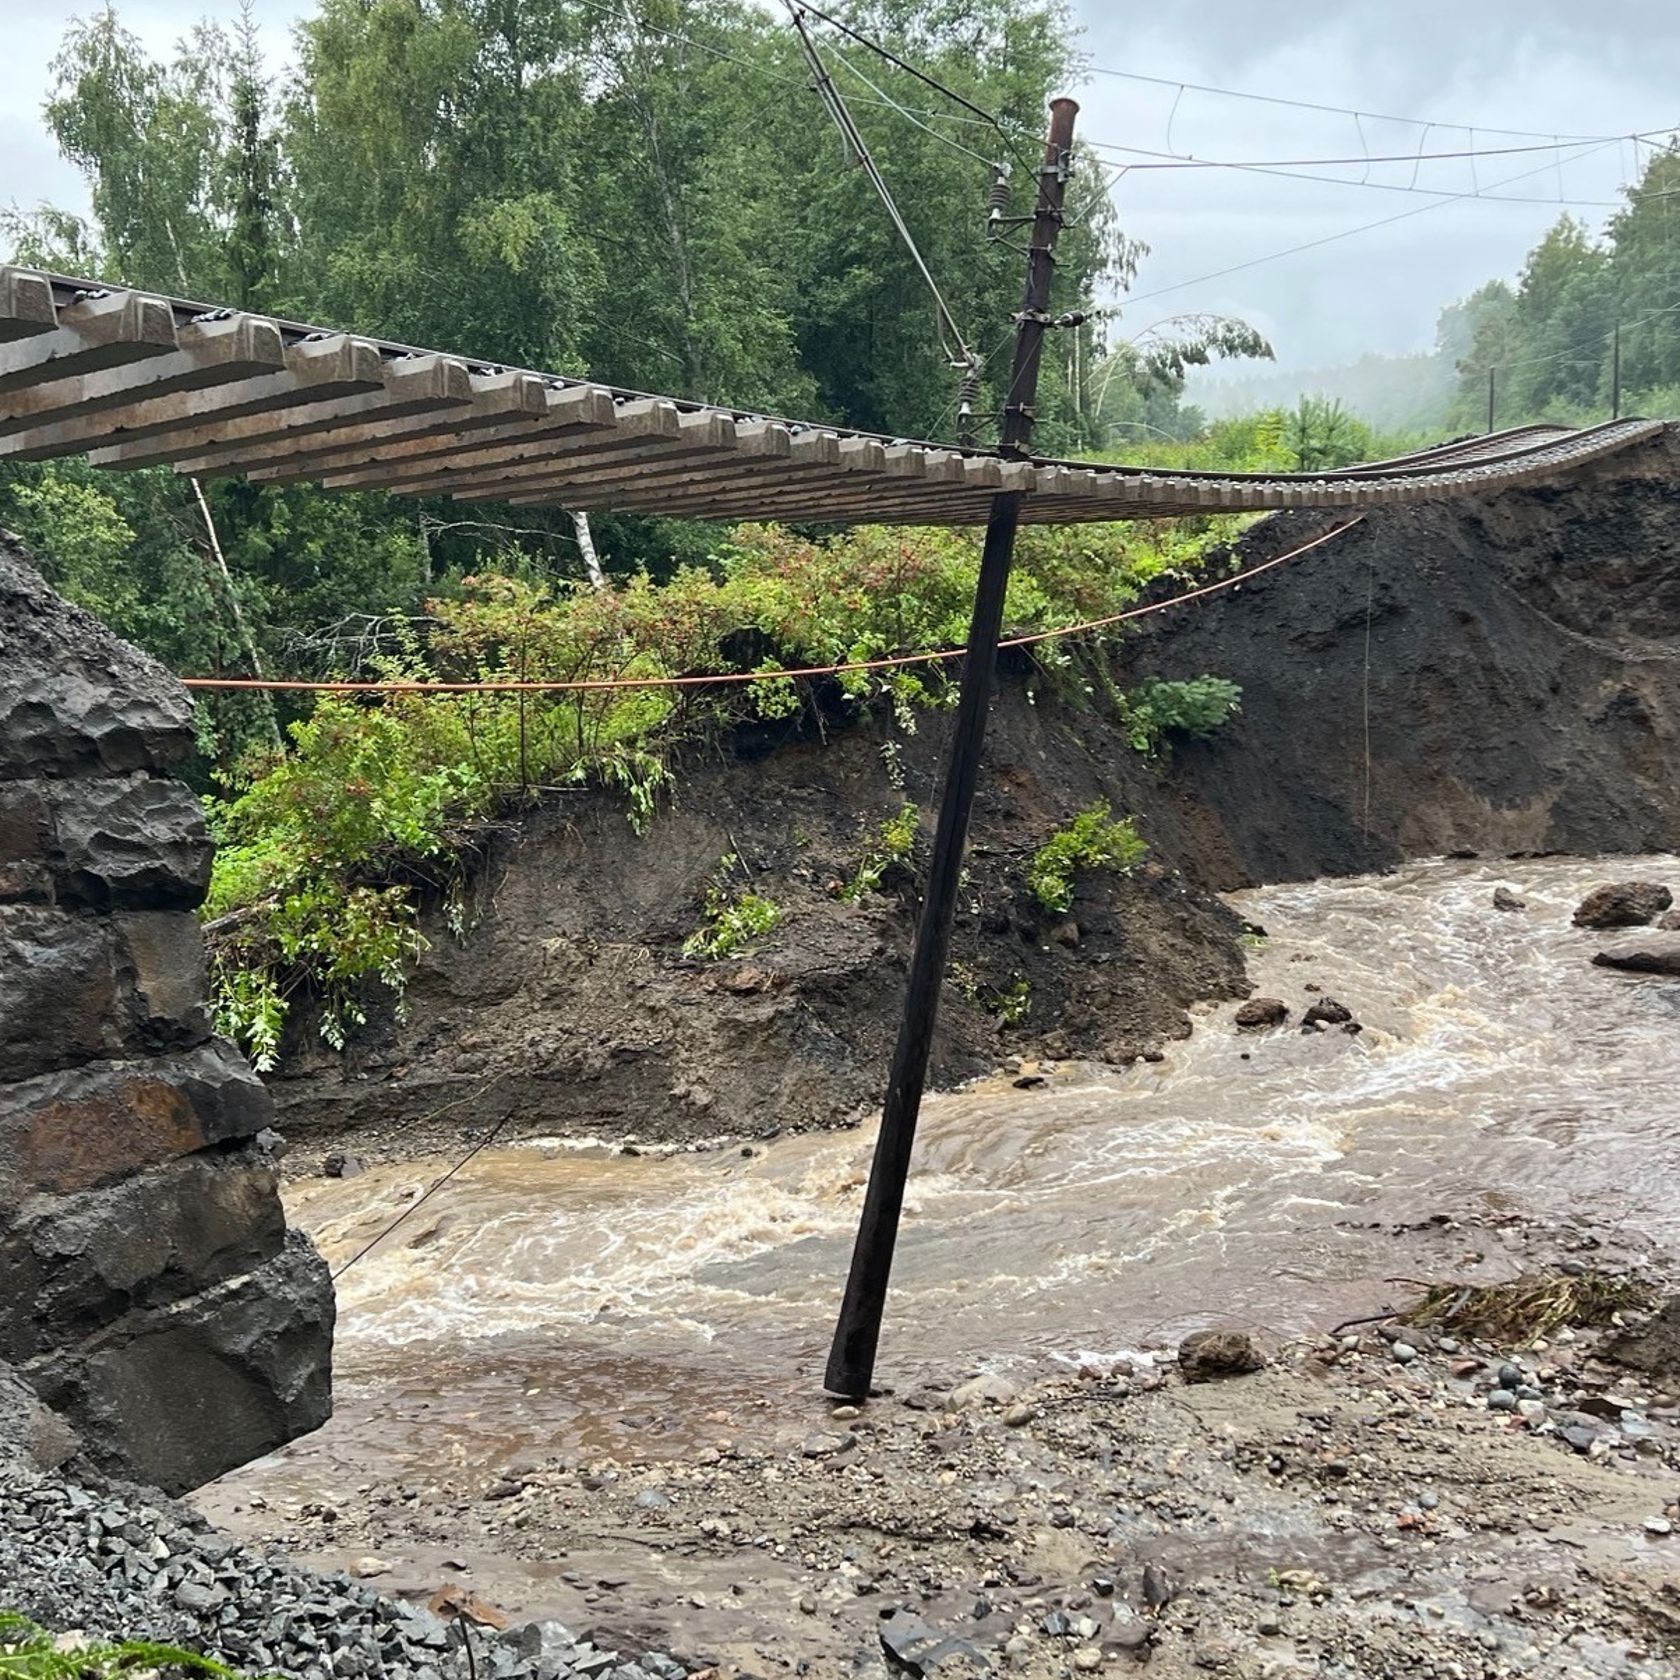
[0,537,333,1494]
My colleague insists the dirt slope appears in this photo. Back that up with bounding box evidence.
[268,428,1680,1149]
[1135,430,1680,885]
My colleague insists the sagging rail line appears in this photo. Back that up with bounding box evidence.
[0,267,1662,528]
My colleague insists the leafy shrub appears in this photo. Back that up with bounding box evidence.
[842,802,919,900]
[682,855,781,959]
[206,516,1239,1059]
[204,696,484,1066]
[989,974,1033,1026]
[1027,802,1148,913]
[1120,675,1242,756]
[951,965,1032,1026]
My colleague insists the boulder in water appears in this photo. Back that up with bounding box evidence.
[1234,997,1288,1029]
[1572,882,1673,929]
[1303,997,1354,1027]
[1592,936,1680,977]
[1492,886,1527,912]
[1178,1328,1266,1383]
[1660,910,1680,932]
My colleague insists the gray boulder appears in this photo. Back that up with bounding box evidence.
[24,1230,334,1495]
[0,539,196,778]
[1573,881,1673,929]
[0,1359,79,1473]
[0,539,333,1494]
[1592,936,1680,977]
[1234,997,1288,1029]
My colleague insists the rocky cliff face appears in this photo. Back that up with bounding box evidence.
[0,538,333,1495]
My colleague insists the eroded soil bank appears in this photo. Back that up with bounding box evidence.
[268,430,1680,1153]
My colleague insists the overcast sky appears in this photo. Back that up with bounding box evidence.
[2,0,1675,375]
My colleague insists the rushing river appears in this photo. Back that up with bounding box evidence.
[204,854,1680,1506]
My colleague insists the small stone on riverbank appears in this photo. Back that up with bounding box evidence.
[1178,1329,1266,1382]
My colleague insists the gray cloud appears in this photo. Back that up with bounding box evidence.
[1073,1,1679,372]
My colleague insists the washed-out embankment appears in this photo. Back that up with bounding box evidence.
[268,427,1680,1153]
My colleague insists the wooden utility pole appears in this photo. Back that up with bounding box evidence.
[824,97,1080,1401]
[1612,321,1622,420]
[1486,366,1497,435]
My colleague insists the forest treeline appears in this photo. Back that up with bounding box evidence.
[7,1,1674,711]
[1,0,1294,744]
[1,0,1166,711]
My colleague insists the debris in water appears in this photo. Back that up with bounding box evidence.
[1403,1270,1651,1343]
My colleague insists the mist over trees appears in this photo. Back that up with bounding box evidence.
[1194,142,1680,440]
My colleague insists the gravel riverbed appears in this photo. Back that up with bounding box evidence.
[177,1263,1680,1680]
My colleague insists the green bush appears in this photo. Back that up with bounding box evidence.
[1027,802,1149,913]
[841,802,919,900]
[1120,675,1242,757]
[682,855,781,960]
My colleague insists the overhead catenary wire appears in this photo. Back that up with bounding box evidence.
[1080,65,1633,144]
[1470,297,1680,378]
[180,520,1365,697]
[784,0,1040,176]
[567,0,1003,136]
[782,1,978,373]
[1068,128,1680,211]
[1113,135,1629,313]
[1084,134,1674,170]
[822,40,998,170]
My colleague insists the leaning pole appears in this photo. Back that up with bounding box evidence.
[825,96,1081,1400]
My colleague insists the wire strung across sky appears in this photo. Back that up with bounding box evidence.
[1089,135,1673,171]
[1080,66,1638,145]
[1074,130,1676,206]
[1113,135,1633,314]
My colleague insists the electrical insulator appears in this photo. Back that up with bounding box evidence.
[986,162,1011,233]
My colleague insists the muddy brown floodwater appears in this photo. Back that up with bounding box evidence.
[198,856,1680,1612]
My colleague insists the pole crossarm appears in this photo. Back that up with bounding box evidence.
[0,267,1659,528]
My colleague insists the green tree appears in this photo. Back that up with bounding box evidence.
[1606,143,1680,398]
[221,3,281,310]
[1283,395,1371,472]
